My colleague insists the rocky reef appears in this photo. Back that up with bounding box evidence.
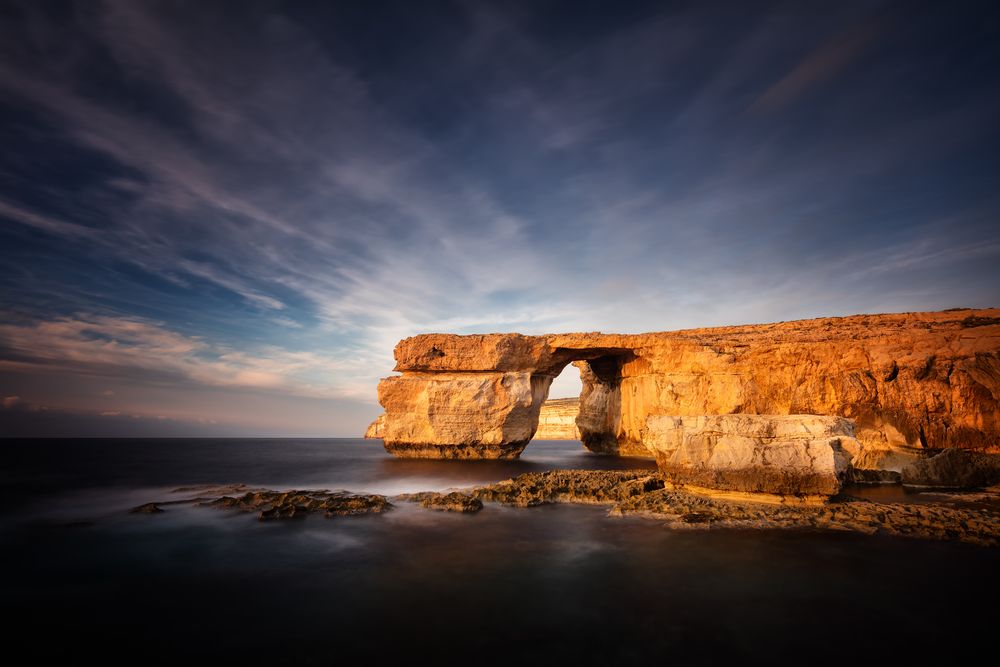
[371,309,1000,485]
[133,471,1000,545]
[474,470,664,506]
[396,491,484,513]
[474,470,1000,546]
[211,490,392,520]
[202,488,391,520]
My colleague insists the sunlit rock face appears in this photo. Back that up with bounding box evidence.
[372,309,1000,467]
[534,397,581,440]
[375,369,552,458]
[645,414,856,498]
[364,414,385,439]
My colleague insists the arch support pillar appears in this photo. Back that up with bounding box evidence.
[377,370,553,459]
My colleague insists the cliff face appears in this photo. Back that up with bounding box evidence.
[373,309,1000,466]
[366,397,581,440]
[645,414,857,498]
[535,397,581,439]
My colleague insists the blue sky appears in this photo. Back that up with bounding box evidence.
[1,0,998,436]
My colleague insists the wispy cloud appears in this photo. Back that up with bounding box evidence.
[749,15,881,114]
[0,199,98,239]
[0,314,366,398]
[0,1,997,433]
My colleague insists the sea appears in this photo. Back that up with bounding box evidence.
[2,437,997,665]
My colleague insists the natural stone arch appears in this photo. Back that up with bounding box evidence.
[370,310,1000,468]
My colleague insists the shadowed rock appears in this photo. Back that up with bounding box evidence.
[205,490,392,520]
[849,468,903,485]
[397,491,483,513]
[470,469,1000,546]
[130,502,164,514]
[473,470,664,507]
[902,449,1000,488]
[130,469,1000,544]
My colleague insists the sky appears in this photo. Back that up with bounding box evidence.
[1,0,998,437]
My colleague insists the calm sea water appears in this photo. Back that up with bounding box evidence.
[2,438,997,664]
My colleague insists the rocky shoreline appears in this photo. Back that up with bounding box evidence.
[133,469,1000,546]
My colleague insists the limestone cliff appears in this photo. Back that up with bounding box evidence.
[373,308,1000,466]
[645,414,856,498]
[364,414,385,439]
[367,397,580,440]
[535,397,581,439]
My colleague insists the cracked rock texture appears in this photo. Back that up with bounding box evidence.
[645,414,856,497]
[534,397,581,439]
[396,491,483,513]
[901,448,1000,488]
[478,470,1000,546]
[373,309,1000,468]
[205,490,392,520]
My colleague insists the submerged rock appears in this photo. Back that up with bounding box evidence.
[130,502,164,514]
[849,468,903,485]
[474,470,664,507]
[644,414,856,498]
[397,491,483,513]
[902,449,1000,489]
[205,490,392,520]
[130,469,1000,545]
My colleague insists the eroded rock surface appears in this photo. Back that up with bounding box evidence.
[474,470,664,507]
[645,414,856,498]
[901,449,1000,489]
[130,502,164,514]
[397,491,483,513]
[476,470,1000,546]
[205,490,392,520]
[534,397,581,439]
[373,309,1000,468]
[131,471,1000,545]
[364,414,385,439]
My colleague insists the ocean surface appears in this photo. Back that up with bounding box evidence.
[2,438,997,664]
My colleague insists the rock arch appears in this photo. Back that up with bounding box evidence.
[370,309,1000,468]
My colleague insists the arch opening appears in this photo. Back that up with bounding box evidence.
[531,347,641,456]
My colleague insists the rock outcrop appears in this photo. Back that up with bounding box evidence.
[397,491,484,513]
[133,473,1000,545]
[373,309,1000,469]
[205,490,392,520]
[469,469,1000,545]
[901,449,1000,488]
[644,414,855,498]
[535,397,581,439]
[366,398,582,441]
[365,414,385,439]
